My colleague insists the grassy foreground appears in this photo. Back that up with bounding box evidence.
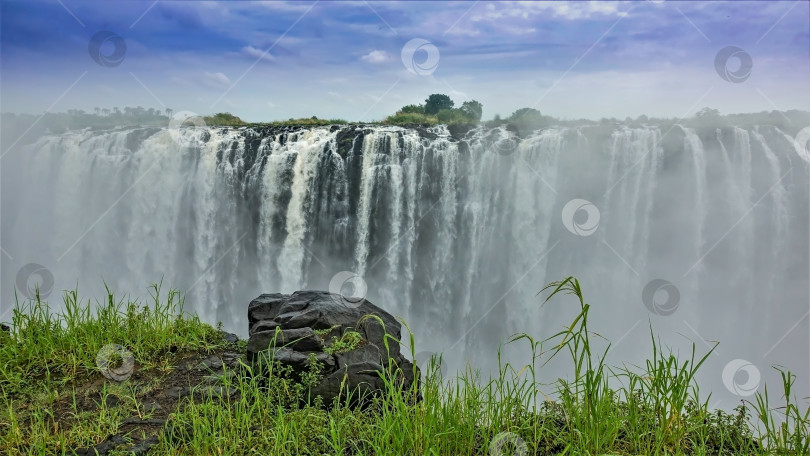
[1,278,808,455]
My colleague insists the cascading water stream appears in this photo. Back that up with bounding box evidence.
[2,122,808,409]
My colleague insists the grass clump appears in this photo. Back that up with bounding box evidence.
[1,277,809,455]
[259,116,348,127]
[0,283,220,392]
[0,283,226,453]
[311,324,366,354]
[381,109,477,126]
[203,113,348,128]
[202,112,246,126]
[322,329,365,355]
[382,112,439,126]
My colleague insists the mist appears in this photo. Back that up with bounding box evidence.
[2,110,809,411]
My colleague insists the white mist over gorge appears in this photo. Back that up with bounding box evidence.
[3,117,809,408]
[4,5,810,450]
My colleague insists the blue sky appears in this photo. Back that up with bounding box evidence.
[1,0,808,122]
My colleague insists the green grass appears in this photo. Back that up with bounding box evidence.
[382,112,439,126]
[0,282,225,453]
[0,283,220,391]
[201,114,349,128]
[322,329,365,355]
[1,277,808,455]
[252,117,349,127]
[380,111,478,127]
[203,112,247,126]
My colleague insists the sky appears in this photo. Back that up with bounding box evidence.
[1,0,808,122]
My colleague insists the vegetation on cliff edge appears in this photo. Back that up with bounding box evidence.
[2,278,808,455]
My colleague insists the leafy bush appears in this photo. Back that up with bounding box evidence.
[261,117,348,127]
[383,112,438,125]
[424,94,454,115]
[504,107,553,134]
[460,100,483,122]
[203,112,246,126]
[398,104,424,114]
[436,108,472,124]
[389,95,482,126]
[6,278,810,454]
[322,330,365,355]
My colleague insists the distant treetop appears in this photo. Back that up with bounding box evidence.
[424,94,455,115]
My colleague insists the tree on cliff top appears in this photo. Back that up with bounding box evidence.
[460,100,483,122]
[424,94,454,115]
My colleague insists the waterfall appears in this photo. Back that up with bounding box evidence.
[3,122,808,408]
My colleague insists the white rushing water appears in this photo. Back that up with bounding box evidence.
[2,122,808,408]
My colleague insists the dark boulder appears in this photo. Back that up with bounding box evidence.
[446,123,477,140]
[248,290,403,359]
[247,327,324,354]
[218,330,239,344]
[247,290,418,407]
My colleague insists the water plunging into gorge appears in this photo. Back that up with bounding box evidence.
[3,122,808,407]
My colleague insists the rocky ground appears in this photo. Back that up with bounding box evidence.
[65,333,242,456]
[49,291,417,455]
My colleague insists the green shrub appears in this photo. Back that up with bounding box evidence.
[437,108,468,124]
[398,104,424,114]
[5,278,808,455]
[203,112,246,126]
[505,107,550,133]
[383,112,438,125]
[460,100,483,122]
[261,117,347,127]
[322,330,365,355]
[424,94,454,115]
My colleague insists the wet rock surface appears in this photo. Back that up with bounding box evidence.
[247,290,418,407]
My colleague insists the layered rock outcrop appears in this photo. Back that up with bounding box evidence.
[247,291,418,406]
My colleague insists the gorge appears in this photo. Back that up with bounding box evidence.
[3,118,808,408]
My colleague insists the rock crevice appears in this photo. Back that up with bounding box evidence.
[247,290,418,406]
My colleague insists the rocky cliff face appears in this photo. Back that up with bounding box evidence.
[5,121,809,405]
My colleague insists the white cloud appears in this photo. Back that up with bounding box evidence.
[258,1,316,13]
[361,50,391,63]
[473,1,627,22]
[202,71,231,88]
[241,45,275,62]
[445,27,482,37]
[503,25,537,35]
[267,101,276,108]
